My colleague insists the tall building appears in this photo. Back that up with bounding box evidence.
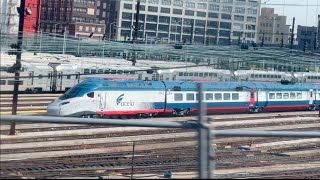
[0,0,20,34]
[40,0,105,39]
[101,0,261,44]
[297,25,318,51]
[257,8,290,45]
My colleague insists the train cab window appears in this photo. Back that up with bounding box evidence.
[194,72,199,77]
[215,93,222,100]
[297,93,303,99]
[87,92,94,98]
[232,93,239,100]
[174,93,183,101]
[205,93,213,100]
[84,69,90,74]
[283,93,289,99]
[269,93,275,99]
[251,74,254,78]
[179,72,183,76]
[263,74,266,78]
[276,93,282,99]
[38,74,43,79]
[199,73,204,77]
[189,72,194,76]
[187,93,195,101]
[0,80,6,85]
[290,93,296,99]
[223,93,231,100]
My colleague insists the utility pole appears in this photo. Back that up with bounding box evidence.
[133,0,140,41]
[290,17,295,50]
[10,0,26,135]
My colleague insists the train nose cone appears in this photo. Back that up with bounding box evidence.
[47,102,61,116]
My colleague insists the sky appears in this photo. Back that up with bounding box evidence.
[263,0,320,27]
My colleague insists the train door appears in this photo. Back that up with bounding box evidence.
[309,89,316,109]
[249,91,255,108]
[98,92,106,110]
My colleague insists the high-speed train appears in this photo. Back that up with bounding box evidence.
[47,78,320,118]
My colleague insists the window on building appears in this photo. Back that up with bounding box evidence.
[173,9,183,14]
[124,3,132,10]
[160,7,170,13]
[148,6,158,12]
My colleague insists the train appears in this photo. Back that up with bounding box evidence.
[47,78,320,118]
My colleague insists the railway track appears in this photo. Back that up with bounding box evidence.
[1,112,320,179]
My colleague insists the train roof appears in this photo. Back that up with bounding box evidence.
[75,79,320,92]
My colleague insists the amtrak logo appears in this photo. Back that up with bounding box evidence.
[117,94,124,105]
[116,94,134,106]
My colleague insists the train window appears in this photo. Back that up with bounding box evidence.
[199,73,204,77]
[187,93,195,101]
[111,70,117,74]
[195,93,204,100]
[223,93,231,100]
[204,73,208,77]
[290,93,296,99]
[130,71,135,75]
[232,93,239,100]
[213,73,217,77]
[189,72,193,76]
[209,73,213,77]
[98,69,104,74]
[124,70,129,74]
[0,80,6,85]
[297,93,302,99]
[179,72,183,76]
[251,74,254,78]
[87,92,94,98]
[263,74,266,78]
[104,69,110,74]
[38,74,43,79]
[271,75,274,78]
[255,74,258,78]
[267,75,270,78]
[269,93,275,99]
[308,76,311,79]
[258,74,262,78]
[276,93,282,99]
[205,93,213,100]
[174,93,183,101]
[194,73,199,76]
[117,70,123,74]
[7,80,23,85]
[84,69,90,74]
[283,93,289,99]
[184,72,188,76]
[91,69,97,74]
[277,75,281,78]
[67,75,71,79]
[215,93,222,100]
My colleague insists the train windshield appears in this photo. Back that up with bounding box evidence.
[59,87,82,100]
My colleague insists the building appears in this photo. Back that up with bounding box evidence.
[0,0,20,34]
[297,25,318,51]
[40,0,105,39]
[257,8,290,46]
[101,0,261,44]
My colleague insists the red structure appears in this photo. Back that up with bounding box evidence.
[23,0,42,36]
